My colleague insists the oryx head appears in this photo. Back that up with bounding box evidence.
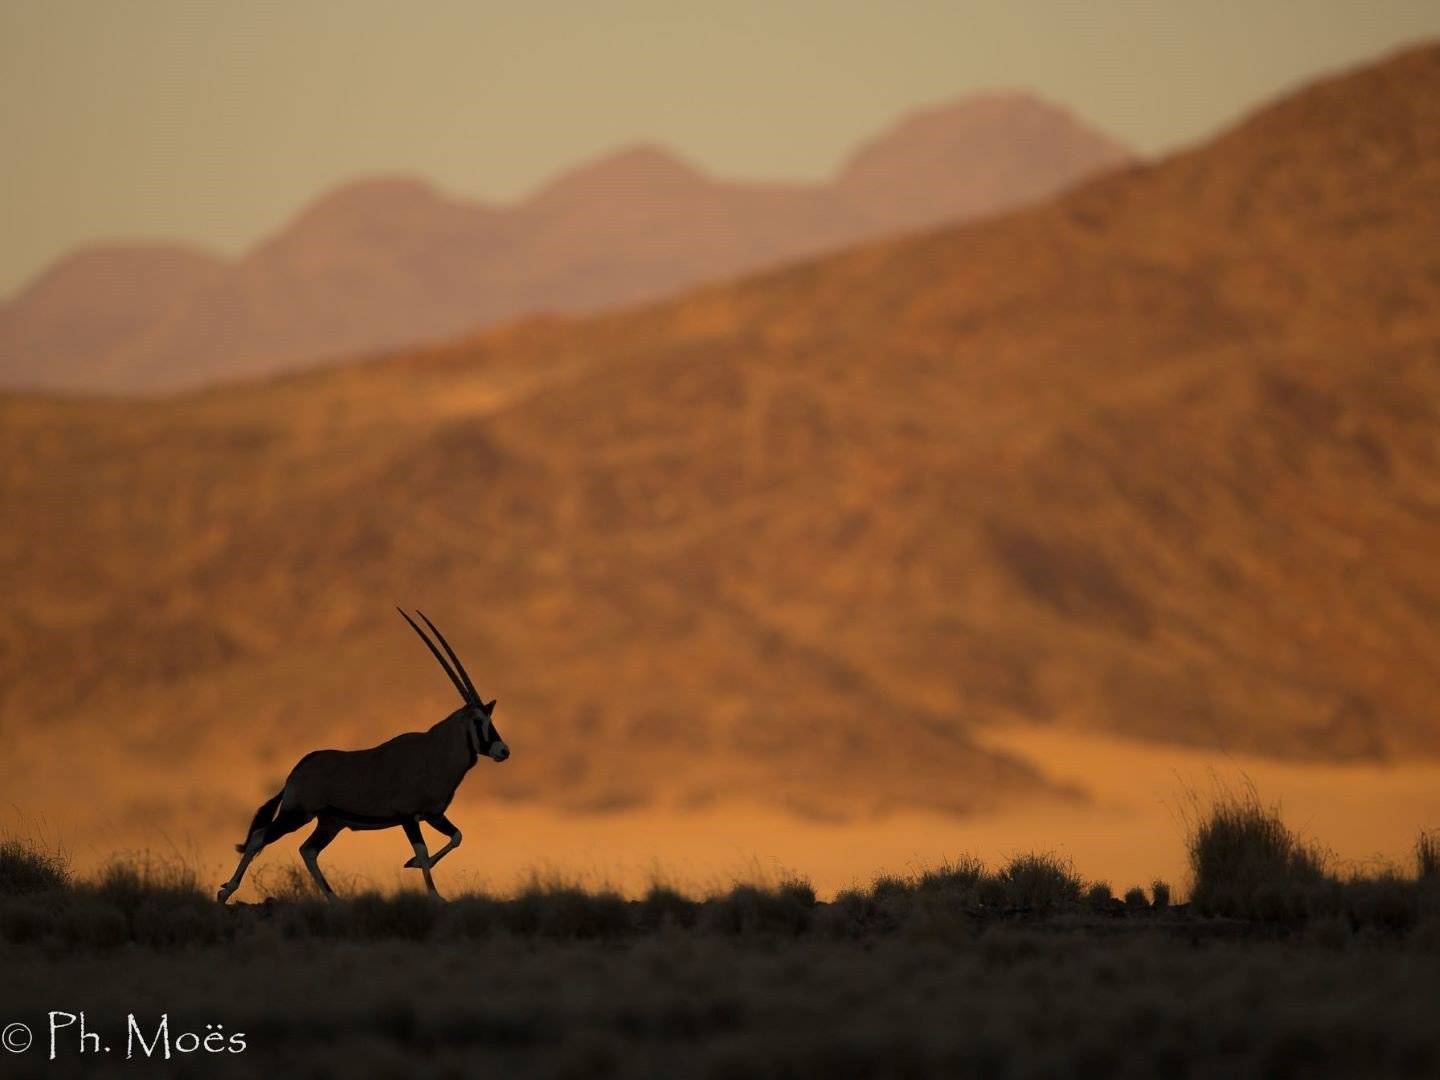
[398,608,510,763]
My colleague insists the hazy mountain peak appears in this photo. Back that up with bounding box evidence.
[838,91,1130,201]
[9,242,226,305]
[0,243,228,388]
[3,94,1129,391]
[280,175,487,234]
[527,143,710,205]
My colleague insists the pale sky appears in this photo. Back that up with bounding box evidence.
[2,1,1437,296]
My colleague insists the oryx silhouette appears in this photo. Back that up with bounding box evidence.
[217,609,507,903]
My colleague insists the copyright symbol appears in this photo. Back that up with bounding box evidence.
[1,1022,31,1053]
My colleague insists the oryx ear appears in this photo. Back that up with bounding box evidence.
[483,698,497,714]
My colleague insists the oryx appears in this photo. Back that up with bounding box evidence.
[217,609,508,903]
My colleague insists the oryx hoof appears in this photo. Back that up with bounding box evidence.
[402,856,420,869]
[216,885,233,904]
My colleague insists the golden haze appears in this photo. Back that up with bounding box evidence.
[3,45,1440,896]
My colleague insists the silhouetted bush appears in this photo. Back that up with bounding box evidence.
[1085,881,1113,908]
[506,876,632,940]
[1343,871,1417,934]
[701,879,815,936]
[973,875,1010,909]
[351,889,441,940]
[1151,880,1171,909]
[94,853,204,906]
[817,887,895,939]
[1418,830,1440,881]
[915,855,986,895]
[997,852,1082,911]
[1187,784,1329,919]
[441,894,505,939]
[636,884,699,931]
[0,835,69,895]
[9,804,1440,953]
[89,852,228,947]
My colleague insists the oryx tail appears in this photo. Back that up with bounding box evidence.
[235,790,284,853]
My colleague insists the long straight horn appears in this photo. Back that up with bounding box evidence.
[397,607,473,705]
[417,610,482,706]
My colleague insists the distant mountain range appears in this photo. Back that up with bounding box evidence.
[2,43,1437,844]
[0,94,1127,392]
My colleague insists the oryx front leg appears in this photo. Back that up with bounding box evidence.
[402,818,442,899]
[404,813,461,869]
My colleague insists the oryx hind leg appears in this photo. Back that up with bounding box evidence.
[218,837,263,904]
[218,795,311,903]
[403,813,461,869]
[299,817,343,901]
[402,818,442,899]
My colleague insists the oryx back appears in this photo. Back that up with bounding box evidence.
[283,712,476,821]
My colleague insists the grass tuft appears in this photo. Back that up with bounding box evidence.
[1151,880,1171,909]
[0,834,69,895]
[996,852,1082,911]
[1085,881,1113,908]
[1186,780,1328,919]
[1417,830,1440,882]
[702,878,816,936]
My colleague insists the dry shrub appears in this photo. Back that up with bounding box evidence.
[816,887,896,939]
[507,874,631,940]
[997,852,1082,911]
[1124,886,1149,910]
[1186,781,1328,920]
[701,878,815,936]
[0,834,69,895]
[349,890,441,940]
[915,855,986,895]
[94,852,205,908]
[973,875,1009,909]
[636,884,698,931]
[869,874,912,902]
[1343,870,1417,934]
[1150,880,1171,909]
[252,863,320,903]
[1085,881,1114,908]
[441,893,505,939]
[91,852,226,947]
[1417,830,1440,882]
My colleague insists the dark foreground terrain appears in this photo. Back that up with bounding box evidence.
[4,918,1439,1079]
[3,796,1439,1078]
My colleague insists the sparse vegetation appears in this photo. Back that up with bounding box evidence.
[1185,780,1329,919]
[995,851,1083,911]
[0,831,68,895]
[1418,829,1440,881]
[3,795,1437,954]
[1153,880,1172,910]
[4,796,1440,1076]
